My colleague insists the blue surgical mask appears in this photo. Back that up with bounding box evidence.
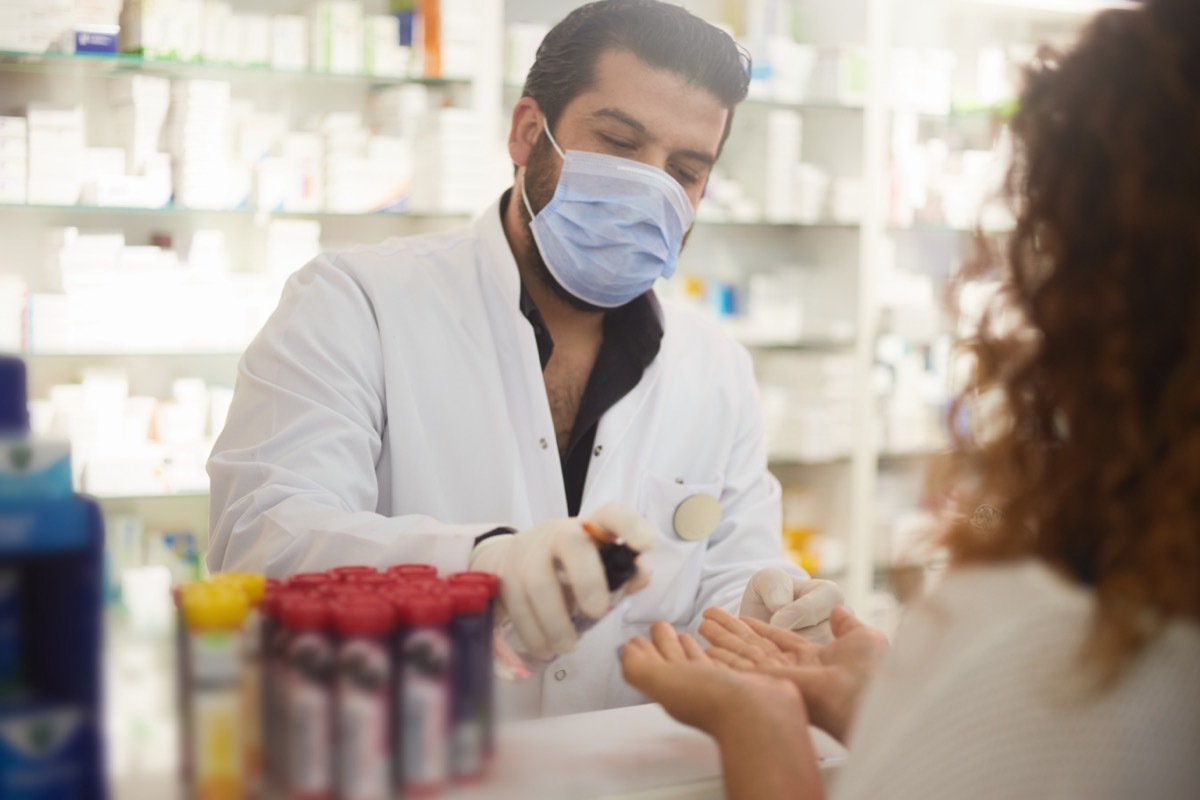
[521,119,696,309]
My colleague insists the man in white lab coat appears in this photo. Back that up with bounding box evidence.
[207,0,843,716]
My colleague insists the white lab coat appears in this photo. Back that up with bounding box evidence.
[208,195,802,717]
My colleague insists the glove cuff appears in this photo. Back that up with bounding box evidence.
[469,526,516,566]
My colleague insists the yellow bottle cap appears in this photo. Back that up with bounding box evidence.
[181,581,250,630]
[211,572,267,606]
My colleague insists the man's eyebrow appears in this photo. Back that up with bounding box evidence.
[589,107,649,136]
[588,107,717,167]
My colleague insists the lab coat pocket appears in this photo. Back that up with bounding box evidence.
[623,472,723,625]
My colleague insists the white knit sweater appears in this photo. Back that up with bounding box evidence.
[833,561,1200,799]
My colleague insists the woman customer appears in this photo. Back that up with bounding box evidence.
[621,1,1200,797]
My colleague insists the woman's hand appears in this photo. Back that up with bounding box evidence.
[620,622,827,800]
[699,606,890,744]
[620,621,797,738]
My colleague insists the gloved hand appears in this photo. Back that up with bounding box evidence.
[739,568,845,644]
[469,501,657,660]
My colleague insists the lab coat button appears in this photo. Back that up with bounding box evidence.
[539,437,549,450]
[554,669,567,681]
[593,445,603,457]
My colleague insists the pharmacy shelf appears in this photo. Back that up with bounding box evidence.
[878,448,949,465]
[889,223,1013,235]
[502,81,864,114]
[952,0,1136,16]
[744,339,856,352]
[772,449,946,470]
[0,49,471,87]
[770,455,854,469]
[90,491,209,502]
[0,201,860,229]
[702,218,859,229]
[0,201,472,221]
[22,351,244,358]
[742,96,866,113]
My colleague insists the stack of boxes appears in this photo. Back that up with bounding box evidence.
[166,80,233,209]
[410,109,486,215]
[27,104,86,206]
[757,352,859,463]
[363,13,411,78]
[320,113,413,214]
[0,0,73,54]
[309,0,364,75]
[0,118,27,206]
[434,0,483,78]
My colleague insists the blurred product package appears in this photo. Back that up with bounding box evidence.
[175,566,499,798]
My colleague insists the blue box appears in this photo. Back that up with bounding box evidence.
[0,498,106,800]
[74,27,120,55]
[0,701,92,800]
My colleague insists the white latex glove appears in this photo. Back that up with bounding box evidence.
[469,501,657,660]
[739,568,845,644]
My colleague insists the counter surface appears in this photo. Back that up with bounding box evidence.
[114,702,847,799]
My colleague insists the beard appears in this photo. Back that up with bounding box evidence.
[521,134,613,314]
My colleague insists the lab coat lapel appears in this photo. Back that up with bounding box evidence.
[474,199,569,523]
[581,293,666,509]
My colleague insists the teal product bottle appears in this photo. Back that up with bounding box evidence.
[0,355,108,800]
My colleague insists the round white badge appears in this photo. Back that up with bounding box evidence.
[673,494,723,542]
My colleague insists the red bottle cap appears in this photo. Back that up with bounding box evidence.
[447,583,490,615]
[385,564,438,580]
[447,571,500,599]
[347,573,391,588]
[332,599,395,637]
[394,594,453,626]
[329,566,378,581]
[280,594,330,631]
[287,573,330,591]
[263,587,287,619]
[385,579,448,596]
[320,582,377,598]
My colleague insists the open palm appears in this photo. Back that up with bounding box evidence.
[699,606,890,743]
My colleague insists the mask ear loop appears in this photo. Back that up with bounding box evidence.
[520,114,565,220]
[541,115,565,158]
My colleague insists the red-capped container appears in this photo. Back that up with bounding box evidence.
[385,564,438,582]
[447,573,499,763]
[329,566,378,582]
[346,572,392,590]
[446,585,491,780]
[280,595,334,800]
[287,573,332,593]
[318,582,376,599]
[392,594,453,797]
[446,572,499,599]
[331,601,394,800]
[385,579,448,597]
[262,586,302,793]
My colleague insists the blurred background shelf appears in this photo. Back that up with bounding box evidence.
[0,49,471,86]
[0,200,472,220]
[1,0,1113,630]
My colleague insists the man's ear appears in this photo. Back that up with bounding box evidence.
[509,96,545,168]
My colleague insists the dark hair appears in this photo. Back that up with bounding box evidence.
[522,0,750,148]
[932,0,1200,685]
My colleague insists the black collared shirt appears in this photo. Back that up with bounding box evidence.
[510,204,664,516]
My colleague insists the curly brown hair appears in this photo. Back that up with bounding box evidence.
[934,0,1200,682]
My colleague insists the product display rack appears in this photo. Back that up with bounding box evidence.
[2,0,1124,623]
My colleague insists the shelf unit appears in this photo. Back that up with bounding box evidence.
[3,0,1119,617]
[0,49,473,86]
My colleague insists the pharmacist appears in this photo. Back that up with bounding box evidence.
[207,0,842,716]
